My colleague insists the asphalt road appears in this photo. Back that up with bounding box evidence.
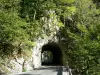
[10,66,71,75]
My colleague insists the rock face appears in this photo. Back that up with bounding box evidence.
[0,57,33,74]
[33,10,60,68]
[0,10,62,74]
[33,37,58,68]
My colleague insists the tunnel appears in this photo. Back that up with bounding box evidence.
[41,42,63,66]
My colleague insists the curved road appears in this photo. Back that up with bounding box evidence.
[10,66,72,75]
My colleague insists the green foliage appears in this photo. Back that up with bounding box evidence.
[59,0,75,4]
[22,67,27,72]
[0,0,100,74]
[59,0,100,75]
[0,0,41,58]
[55,0,75,5]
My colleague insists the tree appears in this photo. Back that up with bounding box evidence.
[59,0,100,74]
[0,0,42,58]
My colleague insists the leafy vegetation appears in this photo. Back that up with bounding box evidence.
[59,0,100,75]
[0,0,100,74]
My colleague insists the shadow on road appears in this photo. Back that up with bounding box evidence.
[13,66,67,75]
[36,66,58,71]
[57,66,63,75]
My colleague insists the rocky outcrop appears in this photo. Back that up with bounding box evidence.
[0,10,62,74]
[33,10,60,68]
[0,57,33,74]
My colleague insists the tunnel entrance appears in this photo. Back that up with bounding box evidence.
[41,42,63,66]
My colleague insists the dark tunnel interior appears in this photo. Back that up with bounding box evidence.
[41,42,63,66]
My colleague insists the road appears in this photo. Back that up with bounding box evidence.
[10,66,72,75]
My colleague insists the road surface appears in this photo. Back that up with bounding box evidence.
[10,66,72,75]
